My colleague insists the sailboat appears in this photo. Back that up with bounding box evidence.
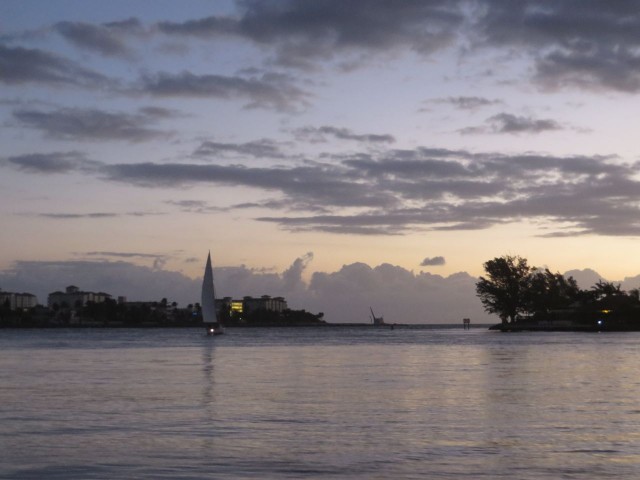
[202,252,224,335]
[369,307,385,326]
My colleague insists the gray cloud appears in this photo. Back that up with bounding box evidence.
[38,213,118,219]
[138,71,310,111]
[151,1,640,93]
[282,252,313,292]
[54,21,132,57]
[13,107,172,142]
[84,251,165,259]
[194,139,285,158]
[460,113,563,135]
[428,96,502,111]
[7,2,640,95]
[35,211,161,220]
[4,151,90,174]
[0,44,110,87]
[474,1,640,92]
[294,126,395,144]
[421,256,446,266]
[156,1,465,69]
[103,161,398,209]
[6,140,640,238]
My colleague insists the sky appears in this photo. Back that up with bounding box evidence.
[3,0,640,323]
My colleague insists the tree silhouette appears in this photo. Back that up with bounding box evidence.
[476,255,532,324]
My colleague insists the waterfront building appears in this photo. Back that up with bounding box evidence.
[47,285,112,309]
[216,295,289,317]
[243,295,288,314]
[0,290,38,310]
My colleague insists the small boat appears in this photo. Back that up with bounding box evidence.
[202,251,224,336]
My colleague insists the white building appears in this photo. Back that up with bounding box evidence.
[47,285,112,309]
[0,290,38,310]
[242,295,288,314]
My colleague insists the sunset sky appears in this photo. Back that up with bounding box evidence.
[3,1,640,322]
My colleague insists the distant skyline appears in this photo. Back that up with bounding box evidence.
[3,1,640,322]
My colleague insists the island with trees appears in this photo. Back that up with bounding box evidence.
[477,255,640,331]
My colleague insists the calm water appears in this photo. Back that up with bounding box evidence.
[2,326,640,479]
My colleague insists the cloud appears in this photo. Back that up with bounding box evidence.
[156,1,465,69]
[0,44,110,87]
[7,2,640,96]
[306,263,486,323]
[193,139,286,158]
[474,1,640,93]
[7,141,640,238]
[0,257,491,323]
[102,161,398,209]
[54,21,132,57]
[421,256,446,266]
[138,71,310,111]
[282,252,313,291]
[159,2,640,93]
[38,213,117,219]
[460,113,564,135]
[293,126,395,144]
[4,151,90,174]
[83,251,166,259]
[0,260,199,306]
[12,107,172,142]
[427,96,502,111]
[33,212,162,220]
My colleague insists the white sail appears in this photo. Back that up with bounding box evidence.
[201,252,218,324]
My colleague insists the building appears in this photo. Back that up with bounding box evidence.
[47,285,112,309]
[242,295,288,314]
[0,290,38,310]
[216,295,289,317]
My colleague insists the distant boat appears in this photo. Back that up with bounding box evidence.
[370,307,385,326]
[202,252,224,336]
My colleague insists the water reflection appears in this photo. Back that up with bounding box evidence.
[2,328,640,479]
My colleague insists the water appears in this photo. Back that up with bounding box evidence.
[2,326,640,479]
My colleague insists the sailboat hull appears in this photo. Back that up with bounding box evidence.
[206,325,224,336]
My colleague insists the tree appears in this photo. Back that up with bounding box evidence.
[525,269,580,317]
[476,255,532,324]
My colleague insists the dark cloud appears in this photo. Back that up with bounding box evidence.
[194,139,285,158]
[157,1,465,69]
[6,140,640,238]
[0,44,110,87]
[294,126,395,144]
[4,151,90,174]
[153,1,640,92]
[421,256,446,266]
[7,2,640,95]
[12,107,171,142]
[459,113,564,135]
[474,0,640,92]
[103,161,398,209]
[138,71,310,111]
[54,21,131,57]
